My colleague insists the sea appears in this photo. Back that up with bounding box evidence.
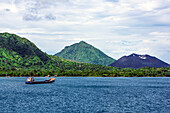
[0,77,170,113]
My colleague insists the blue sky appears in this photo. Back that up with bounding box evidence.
[0,0,170,63]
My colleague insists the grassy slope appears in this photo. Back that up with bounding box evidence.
[55,41,115,65]
[0,33,113,71]
[0,33,169,77]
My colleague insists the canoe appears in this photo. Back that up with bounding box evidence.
[25,78,55,84]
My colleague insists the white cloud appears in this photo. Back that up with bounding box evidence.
[149,32,170,38]
[0,0,170,63]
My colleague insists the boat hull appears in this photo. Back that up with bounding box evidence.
[25,80,55,84]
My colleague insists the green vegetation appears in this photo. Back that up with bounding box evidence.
[0,33,49,62]
[0,67,169,77]
[0,32,169,77]
[55,41,115,65]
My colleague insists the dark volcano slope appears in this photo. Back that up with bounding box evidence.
[109,53,170,68]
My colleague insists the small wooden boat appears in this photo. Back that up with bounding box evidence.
[25,77,55,84]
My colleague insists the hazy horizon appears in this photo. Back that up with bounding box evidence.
[0,0,170,63]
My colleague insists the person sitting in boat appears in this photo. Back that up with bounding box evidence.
[26,77,34,82]
[45,75,50,77]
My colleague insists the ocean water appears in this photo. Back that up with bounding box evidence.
[0,77,170,113]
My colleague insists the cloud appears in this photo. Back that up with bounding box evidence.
[106,0,119,2]
[23,14,42,21]
[149,32,170,37]
[45,14,56,20]
[0,0,170,63]
[4,9,10,12]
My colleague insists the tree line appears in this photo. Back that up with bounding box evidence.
[0,67,169,77]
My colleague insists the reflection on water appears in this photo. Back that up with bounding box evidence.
[0,77,170,113]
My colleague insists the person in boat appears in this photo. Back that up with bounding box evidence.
[26,77,34,82]
[45,75,50,77]
[25,77,55,84]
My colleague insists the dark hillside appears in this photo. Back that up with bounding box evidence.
[109,53,170,68]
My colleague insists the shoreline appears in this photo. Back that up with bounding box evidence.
[1,76,169,77]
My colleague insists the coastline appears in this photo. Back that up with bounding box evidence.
[1,76,169,77]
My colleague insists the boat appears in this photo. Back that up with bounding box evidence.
[25,77,55,84]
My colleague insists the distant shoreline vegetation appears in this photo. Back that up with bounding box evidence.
[0,67,169,77]
[0,33,170,77]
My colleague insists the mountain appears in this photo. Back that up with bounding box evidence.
[0,33,169,77]
[109,53,170,68]
[55,41,115,65]
[0,33,113,71]
[0,32,50,68]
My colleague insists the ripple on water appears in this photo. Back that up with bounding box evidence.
[0,77,170,113]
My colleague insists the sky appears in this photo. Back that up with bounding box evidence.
[0,0,170,63]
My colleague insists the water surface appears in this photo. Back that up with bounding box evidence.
[0,77,170,113]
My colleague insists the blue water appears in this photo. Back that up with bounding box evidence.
[0,77,170,113]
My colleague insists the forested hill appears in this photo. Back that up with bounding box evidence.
[0,32,113,71]
[0,33,169,77]
[0,33,50,69]
[55,41,115,65]
[0,33,49,62]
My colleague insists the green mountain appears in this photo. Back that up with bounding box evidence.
[0,32,50,69]
[0,33,113,71]
[55,41,115,65]
[0,33,169,77]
